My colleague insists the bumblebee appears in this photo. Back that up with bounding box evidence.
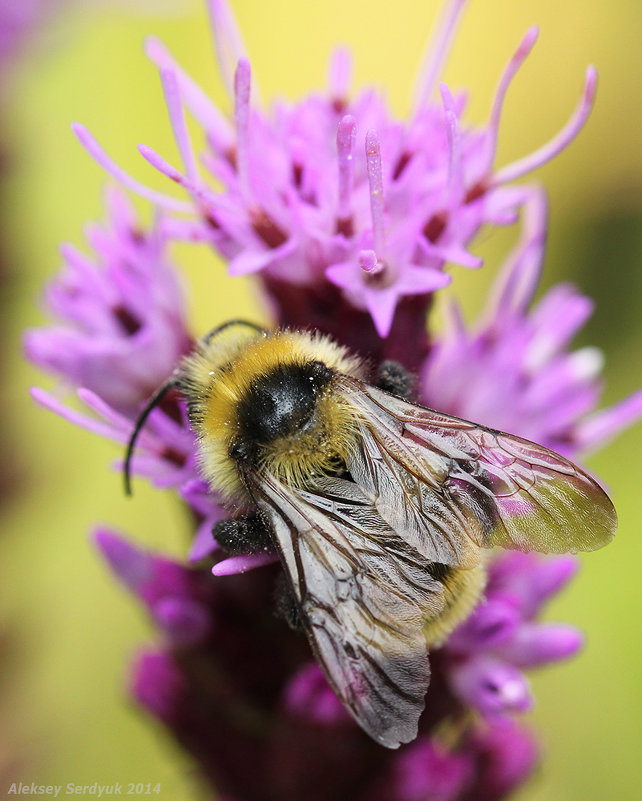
[125,320,616,749]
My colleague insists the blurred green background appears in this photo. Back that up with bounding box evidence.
[2,0,641,798]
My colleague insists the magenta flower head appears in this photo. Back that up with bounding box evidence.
[25,0,642,799]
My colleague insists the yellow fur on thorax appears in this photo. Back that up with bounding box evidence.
[181,327,364,500]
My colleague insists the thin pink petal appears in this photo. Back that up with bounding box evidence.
[492,66,598,186]
[365,287,399,339]
[30,387,125,443]
[72,123,194,213]
[207,0,251,99]
[160,67,200,183]
[439,82,464,207]
[484,27,539,170]
[413,0,469,110]
[576,390,642,453]
[144,36,234,152]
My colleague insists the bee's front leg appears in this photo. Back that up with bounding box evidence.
[213,513,272,555]
[213,514,304,631]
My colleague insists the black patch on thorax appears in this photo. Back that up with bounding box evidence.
[232,360,332,461]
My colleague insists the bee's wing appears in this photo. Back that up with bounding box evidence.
[341,378,617,561]
[251,471,444,749]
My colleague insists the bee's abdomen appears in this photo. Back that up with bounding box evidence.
[232,361,333,460]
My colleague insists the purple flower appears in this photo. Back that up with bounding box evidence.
[25,187,193,415]
[442,552,583,720]
[25,0,642,799]
[72,1,596,368]
[102,531,540,801]
[420,233,642,455]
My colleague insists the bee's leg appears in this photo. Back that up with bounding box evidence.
[376,360,415,399]
[273,572,303,631]
[213,513,272,555]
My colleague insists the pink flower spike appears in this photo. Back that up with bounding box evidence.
[234,57,252,203]
[492,66,598,186]
[207,0,251,100]
[484,27,539,171]
[328,47,352,99]
[336,115,356,221]
[211,551,279,576]
[413,0,469,111]
[439,82,463,207]
[144,36,234,153]
[71,123,193,214]
[160,68,200,183]
[365,129,386,257]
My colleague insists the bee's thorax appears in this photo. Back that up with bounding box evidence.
[232,361,333,459]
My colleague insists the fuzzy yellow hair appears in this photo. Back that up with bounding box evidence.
[181,326,365,500]
[424,562,487,648]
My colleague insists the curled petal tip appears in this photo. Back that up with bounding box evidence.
[522,26,539,51]
[438,81,455,105]
[235,56,252,86]
[585,64,598,98]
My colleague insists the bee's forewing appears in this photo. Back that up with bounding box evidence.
[342,378,617,558]
[252,472,444,749]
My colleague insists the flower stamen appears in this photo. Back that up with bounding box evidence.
[484,27,539,172]
[207,0,251,100]
[336,114,356,235]
[145,36,235,155]
[72,123,193,213]
[234,57,252,202]
[329,47,352,111]
[413,0,469,111]
[365,129,386,259]
[439,82,463,209]
[160,68,200,184]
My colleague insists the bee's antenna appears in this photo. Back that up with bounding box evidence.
[125,321,264,496]
[124,378,179,497]
[203,319,265,344]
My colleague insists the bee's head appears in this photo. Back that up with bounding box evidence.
[179,326,364,498]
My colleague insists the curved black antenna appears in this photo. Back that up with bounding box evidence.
[202,319,266,344]
[124,378,179,497]
[125,320,264,496]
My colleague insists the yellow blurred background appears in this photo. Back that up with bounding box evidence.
[2,0,641,799]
